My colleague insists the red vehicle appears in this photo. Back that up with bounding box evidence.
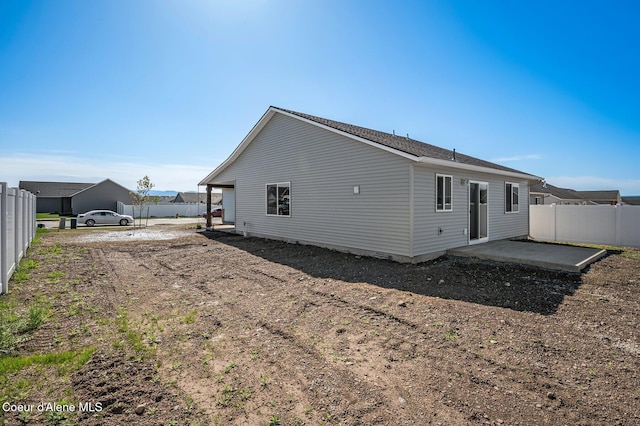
[202,209,222,218]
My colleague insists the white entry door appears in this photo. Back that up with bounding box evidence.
[469,181,488,244]
[221,188,235,223]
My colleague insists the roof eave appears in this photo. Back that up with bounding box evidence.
[415,156,542,181]
[199,106,542,185]
[199,108,280,185]
[198,106,418,186]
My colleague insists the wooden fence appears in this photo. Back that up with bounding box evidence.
[1,183,37,294]
[530,204,640,248]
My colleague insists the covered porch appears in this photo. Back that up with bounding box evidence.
[203,182,235,230]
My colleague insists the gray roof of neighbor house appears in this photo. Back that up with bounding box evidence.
[276,107,536,177]
[622,196,640,205]
[174,192,222,204]
[19,181,94,197]
[574,190,621,204]
[530,182,624,204]
[529,181,584,200]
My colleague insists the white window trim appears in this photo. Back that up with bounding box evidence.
[505,182,519,213]
[265,182,291,217]
[435,174,453,212]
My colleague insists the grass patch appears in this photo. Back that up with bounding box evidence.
[0,348,95,376]
[46,270,66,284]
[444,330,461,341]
[555,241,639,257]
[25,302,49,332]
[38,243,63,256]
[622,250,640,260]
[10,259,40,284]
[0,299,50,354]
[182,309,198,324]
[0,349,94,417]
[115,308,154,358]
[36,213,60,220]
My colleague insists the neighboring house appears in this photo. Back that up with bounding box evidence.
[622,196,640,206]
[573,190,621,205]
[199,106,541,262]
[173,192,222,204]
[529,181,589,205]
[529,182,622,205]
[19,179,133,215]
[155,195,177,203]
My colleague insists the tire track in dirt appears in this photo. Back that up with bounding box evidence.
[188,249,586,424]
[186,269,422,423]
[143,244,470,424]
[153,244,516,422]
[165,247,523,424]
[91,234,639,425]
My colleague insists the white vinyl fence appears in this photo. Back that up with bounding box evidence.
[1,183,37,294]
[117,201,221,218]
[530,204,640,248]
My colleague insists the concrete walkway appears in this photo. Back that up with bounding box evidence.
[447,240,607,272]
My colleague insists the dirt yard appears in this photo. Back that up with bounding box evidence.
[1,225,639,425]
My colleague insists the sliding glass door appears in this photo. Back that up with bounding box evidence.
[469,181,488,244]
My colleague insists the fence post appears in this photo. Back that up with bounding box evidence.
[14,188,22,268]
[1,182,7,294]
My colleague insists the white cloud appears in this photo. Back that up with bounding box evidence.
[0,153,215,192]
[490,154,542,162]
[547,175,640,195]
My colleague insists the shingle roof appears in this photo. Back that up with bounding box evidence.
[174,192,222,204]
[19,181,95,197]
[574,190,621,204]
[274,107,535,177]
[529,183,623,204]
[622,196,640,205]
[529,181,583,200]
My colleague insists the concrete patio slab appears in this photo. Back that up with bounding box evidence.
[447,240,607,272]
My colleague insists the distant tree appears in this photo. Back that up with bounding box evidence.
[129,176,155,227]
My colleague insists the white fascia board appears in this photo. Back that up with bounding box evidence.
[415,156,542,181]
[199,108,278,185]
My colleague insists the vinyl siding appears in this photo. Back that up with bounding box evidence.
[212,113,413,257]
[412,164,530,256]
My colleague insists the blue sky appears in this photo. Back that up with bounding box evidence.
[1,0,639,195]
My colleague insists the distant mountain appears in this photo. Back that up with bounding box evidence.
[148,190,179,196]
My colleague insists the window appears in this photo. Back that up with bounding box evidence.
[505,182,519,213]
[436,174,452,211]
[266,182,290,216]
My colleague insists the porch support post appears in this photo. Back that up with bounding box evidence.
[206,184,213,230]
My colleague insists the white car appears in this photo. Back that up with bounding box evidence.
[77,210,134,227]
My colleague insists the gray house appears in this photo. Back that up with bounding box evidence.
[529,181,588,205]
[19,179,133,215]
[173,192,222,205]
[200,107,541,262]
[530,181,622,205]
